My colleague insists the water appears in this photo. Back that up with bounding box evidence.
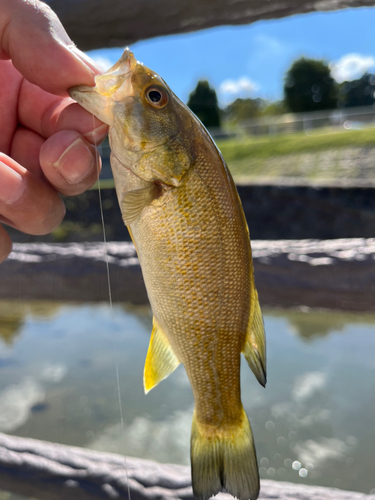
[0,301,375,496]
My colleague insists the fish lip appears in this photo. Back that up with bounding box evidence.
[94,48,137,99]
[70,85,97,94]
[69,48,137,101]
[69,84,114,126]
[103,47,137,77]
[69,85,99,104]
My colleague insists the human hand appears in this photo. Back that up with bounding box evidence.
[0,0,108,263]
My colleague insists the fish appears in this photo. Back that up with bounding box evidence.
[69,48,266,500]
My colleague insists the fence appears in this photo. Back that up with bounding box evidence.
[96,105,375,179]
[214,104,375,138]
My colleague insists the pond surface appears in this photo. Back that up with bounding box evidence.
[0,300,375,497]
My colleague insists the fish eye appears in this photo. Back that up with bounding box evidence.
[145,86,169,108]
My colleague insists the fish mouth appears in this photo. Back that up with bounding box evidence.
[69,48,137,125]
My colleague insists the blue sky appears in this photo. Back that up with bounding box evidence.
[87,7,375,106]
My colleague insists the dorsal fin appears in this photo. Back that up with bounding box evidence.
[243,288,266,387]
[144,317,180,394]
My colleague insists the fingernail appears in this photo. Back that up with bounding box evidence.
[52,138,96,184]
[0,161,25,204]
[70,47,103,74]
[84,123,108,144]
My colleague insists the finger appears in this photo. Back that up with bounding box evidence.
[11,127,103,195]
[0,60,22,154]
[0,0,101,96]
[40,130,102,196]
[18,79,108,143]
[0,225,12,264]
[10,127,45,178]
[0,153,65,235]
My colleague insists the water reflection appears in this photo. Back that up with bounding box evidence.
[0,301,62,345]
[271,308,375,341]
[0,301,374,494]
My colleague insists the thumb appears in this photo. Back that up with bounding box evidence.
[0,0,101,96]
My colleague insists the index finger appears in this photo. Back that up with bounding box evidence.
[18,78,107,143]
[0,0,100,96]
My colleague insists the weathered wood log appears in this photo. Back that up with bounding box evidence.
[0,239,374,311]
[0,432,374,500]
[46,0,375,51]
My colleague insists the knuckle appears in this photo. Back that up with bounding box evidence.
[40,198,66,235]
[28,195,66,236]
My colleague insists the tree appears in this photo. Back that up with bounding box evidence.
[260,100,288,117]
[187,80,221,128]
[284,58,338,113]
[223,98,265,123]
[338,73,375,108]
[223,98,288,123]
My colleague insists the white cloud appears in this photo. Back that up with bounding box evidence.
[0,378,45,432]
[89,407,192,464]
[221,77,259,94]
[40,363,67,383]
[271,400,330,429]
[219,77,259,104]
[293,437,353,468]
[330,53,375,83]
[292,371,326,402]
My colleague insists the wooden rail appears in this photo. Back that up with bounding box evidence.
[0,433,374,500]
[45,0,375,50]
[1,240,374,311]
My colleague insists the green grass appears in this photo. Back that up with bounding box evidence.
[218,126,375,182]
[216,126,375,162]
[90,126,375,189]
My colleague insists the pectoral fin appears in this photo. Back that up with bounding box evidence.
[243,289,267,387]
[144,318,180,394]
[122,184,160,225]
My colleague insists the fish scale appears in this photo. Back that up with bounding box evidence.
[70,47,266,500]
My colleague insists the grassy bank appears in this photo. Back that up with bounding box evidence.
[220,126,375,183]
[217,126,375,161]
[91,126,375,189]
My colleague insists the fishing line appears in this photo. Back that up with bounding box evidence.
[92,115,131,500]
[95,136,112,309]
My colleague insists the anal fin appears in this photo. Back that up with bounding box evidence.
[144,317,180,394]
[243,288,267,387]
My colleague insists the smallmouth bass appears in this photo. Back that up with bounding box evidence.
[70,49,266,500]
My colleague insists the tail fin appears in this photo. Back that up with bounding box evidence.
[191,408,259,500]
